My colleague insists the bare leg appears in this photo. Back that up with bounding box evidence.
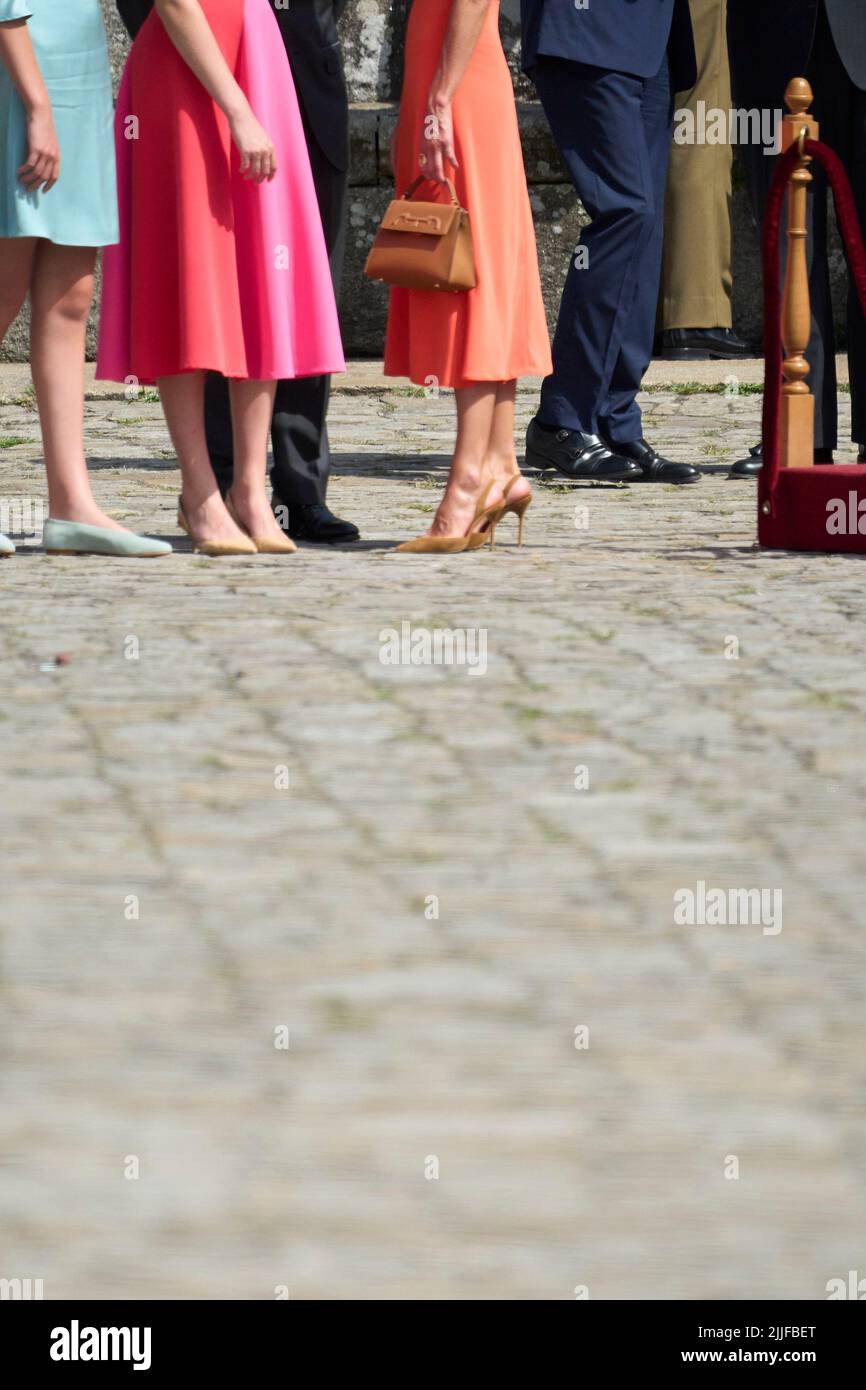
[0,236,36,338]
[29,243,121,525]
[226,378,285,544]
[0,238,35,546]
[484,379,530,502]
[158,372,249,545]
[27,241,147,528]
[427,382,504,537]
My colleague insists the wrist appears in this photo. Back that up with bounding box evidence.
[427,88,452,114]
[225,96,249,124]
[23,93,50,117]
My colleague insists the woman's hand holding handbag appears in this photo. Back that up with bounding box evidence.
[364,174,477,294]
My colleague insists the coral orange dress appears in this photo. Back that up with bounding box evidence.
[385,0,551,388]
[97,0,344,385]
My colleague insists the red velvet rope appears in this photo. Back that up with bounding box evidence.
[760,137,866,500]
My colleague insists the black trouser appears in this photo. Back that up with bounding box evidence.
[736,2,866,448]
[204,108,348,506]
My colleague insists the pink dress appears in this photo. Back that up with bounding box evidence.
[97,0,345,385]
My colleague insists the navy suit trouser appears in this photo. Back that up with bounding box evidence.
[532,54,674,442]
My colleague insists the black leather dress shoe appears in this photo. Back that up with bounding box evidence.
[655,327,754,360]
[729,444,763,478]
[603,436,700,484]
[274,498,360,544]
[525,418,641,482]
[729,442,835,477]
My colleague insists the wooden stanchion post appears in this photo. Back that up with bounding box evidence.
[779,79,820,469]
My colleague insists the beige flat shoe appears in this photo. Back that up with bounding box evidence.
[177,497,257,556]
[226,491,297,554]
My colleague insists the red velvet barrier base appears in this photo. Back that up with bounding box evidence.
[758,137,866,553]
[760,465,866,552]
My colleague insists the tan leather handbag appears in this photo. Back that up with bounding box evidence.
[364,176,476,293]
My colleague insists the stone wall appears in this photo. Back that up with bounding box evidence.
[1,0,847,362]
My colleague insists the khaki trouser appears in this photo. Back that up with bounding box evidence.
[659,0,733,331]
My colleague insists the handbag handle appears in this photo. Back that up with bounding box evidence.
[401,174,460,207]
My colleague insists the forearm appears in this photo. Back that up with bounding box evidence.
[429,0,492,108]
[154,0,247,120]
[0,19,50,113]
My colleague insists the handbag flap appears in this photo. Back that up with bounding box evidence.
[379,199,461,237]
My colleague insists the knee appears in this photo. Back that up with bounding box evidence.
[618,192,656,237]
[50,280,94,325]
[0,287,27,336]
[590,191,656,252]
[31,274,94,329]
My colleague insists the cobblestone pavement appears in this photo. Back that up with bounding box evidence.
[1,364,865,1300]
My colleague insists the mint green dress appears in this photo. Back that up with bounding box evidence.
[0,0,118,245]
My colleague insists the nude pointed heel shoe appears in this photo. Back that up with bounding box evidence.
[396,480,506,554]
[225,490,297,554]
[500,474,532,547]
[177,497,257,556]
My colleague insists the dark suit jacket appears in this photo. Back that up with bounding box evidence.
[728,0,866,109]
[520,0,698,94]
[115,0,349,170]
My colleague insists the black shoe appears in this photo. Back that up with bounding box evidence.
[603,436,700,484]
[655,327,754,361]
[525,418,641,482]
[274,498,360,544]
[729,444,763,478]
[729,443,835,478]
